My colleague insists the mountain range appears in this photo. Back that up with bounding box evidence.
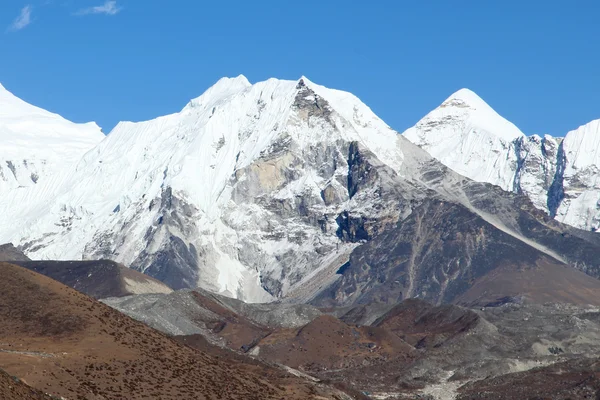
[2,76,600,399]
[1,77,599,306]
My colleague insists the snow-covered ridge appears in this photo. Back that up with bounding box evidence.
[0,82,104,191]
[0,75,405,302]
[403,88,526,191]
[403,89,600,231]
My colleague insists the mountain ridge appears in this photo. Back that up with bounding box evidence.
[403,90,600,232]
[0,81,104,192]
[0,75,406,301]
[1,76,600,305]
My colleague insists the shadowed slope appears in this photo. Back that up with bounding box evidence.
[314,199,600,308]
[0,243,29,261]
[10,259,172,299]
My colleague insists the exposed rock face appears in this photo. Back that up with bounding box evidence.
[312,198,600,307]
[0,243,29,261]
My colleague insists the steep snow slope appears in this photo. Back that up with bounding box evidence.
[403,89,524,191]
[0,83,104,190]
[403,89,600,231]
[0,76,407,302]
[556,120,600,229]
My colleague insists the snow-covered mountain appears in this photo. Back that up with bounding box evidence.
[0,83,104,191]
[0,76,411,301]
[2,76,599,304]
[404,89,600,232]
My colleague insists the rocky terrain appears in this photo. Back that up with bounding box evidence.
[106,287,600,399]
[0,243,30,262]
[0,262,353,400]
[456,358,600,400]
[312,194,600,307]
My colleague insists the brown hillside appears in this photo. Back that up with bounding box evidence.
[0,262,342,400]
[455,258,600,307]
[374,299,480,348]
[256,314,415,373]
[0,368,51,400]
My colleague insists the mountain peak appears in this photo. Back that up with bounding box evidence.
[0,81,105,170]
[0,82,60,120]
[440,88,513,125]
[410,87,525,142]
[185,75,252,110]
[402,87,525,191]
[296,75,314,87]
[442,88,489,109]
[562,118,600,170]
[217,74,251,88]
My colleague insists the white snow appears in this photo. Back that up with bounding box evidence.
[0,82,104,191]
[0,75,405,302]
[556,119,600,229]
[403,88,525,191]
[403,88,600,231]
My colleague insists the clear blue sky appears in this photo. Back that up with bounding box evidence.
[1,0,598,136]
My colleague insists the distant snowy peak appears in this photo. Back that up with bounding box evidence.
[0,82,104,149]
[0,82,51,118]
[555,119,600,229]
[403,88,526,191]
[0,82,104,190]
[407,88,525,144]
[403,87,600,232]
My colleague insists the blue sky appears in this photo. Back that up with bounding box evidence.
[0,0,598,136]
